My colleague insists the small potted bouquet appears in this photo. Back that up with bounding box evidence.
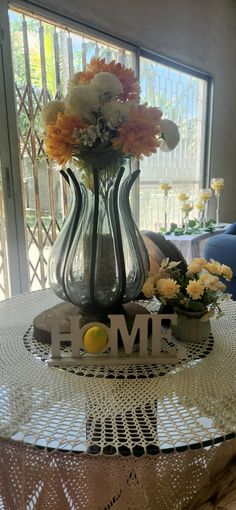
[142,257,232,342]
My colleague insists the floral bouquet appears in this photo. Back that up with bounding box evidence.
[42,57,179,171]
[143,257,232,320]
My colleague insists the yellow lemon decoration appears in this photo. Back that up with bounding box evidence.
[83,326,108,353]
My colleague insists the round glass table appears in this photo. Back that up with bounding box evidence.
[1,290,236,509]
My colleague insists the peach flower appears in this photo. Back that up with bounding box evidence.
[204,259,222,276]
[45,113,88,165]
[221,264,233,281]
[186,279,205,300]
[156,278,180,299]
[112,104,162,159]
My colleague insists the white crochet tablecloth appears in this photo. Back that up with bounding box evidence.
[164,225,228,263]
[1,289,236,509]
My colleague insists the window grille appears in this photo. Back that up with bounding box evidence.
[1,6,211,296]
[9,8,135,292]
[139,55,208,230]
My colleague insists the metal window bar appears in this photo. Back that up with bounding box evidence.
[138,53,211,231]
[0,171,10,299]
[9,8,134,291]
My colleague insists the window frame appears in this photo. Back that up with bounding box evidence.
[139,48,213,189]
[1,0,213,296]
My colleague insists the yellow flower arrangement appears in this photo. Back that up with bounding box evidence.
[42,57,179,168]
[142,257,232,317]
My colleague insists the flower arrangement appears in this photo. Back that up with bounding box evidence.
[142,257,232,319]
[42,58,180,167]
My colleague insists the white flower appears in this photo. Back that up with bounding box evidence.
[74,118,113,148]
[168,260,181,269]
[65,85,100,122]
[76,125,98,147]
[159,119,180,151]
[160,258,170,269]
[67,71,80,92]
[90,72,123,101]
[102,101,130,126]
[42,100,65,125]
[200,273,223,291]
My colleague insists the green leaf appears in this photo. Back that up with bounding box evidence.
[188,219,196,228]
[185,301,206,312]
[174,228,184,236]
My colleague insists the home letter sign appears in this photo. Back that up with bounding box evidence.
[48,313,177,366]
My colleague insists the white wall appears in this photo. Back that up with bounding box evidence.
[23,0,236,221]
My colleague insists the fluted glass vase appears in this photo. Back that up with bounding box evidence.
[48,154,149,315]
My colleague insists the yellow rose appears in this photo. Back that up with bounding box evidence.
[214,280,226,291]
[42,100,65,125]
[192,257,207,267]
[187,257,207,274]
[187,264,201,275]
[199,272,209,284]
[177,192,189,201]
[204,259,222,276]
[160,182,172,192]
[221,264,233,281]
[156,278,180,299]
[201,274,221,291]
[186,279,205,300]
[142,280,154,298]
[195,201,205,210]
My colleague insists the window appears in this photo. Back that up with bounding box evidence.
[139,55,209,231]
[0,162,10,299]
[0,4,211,298]
[9,8,135,292]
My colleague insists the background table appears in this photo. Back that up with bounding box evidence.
[1,290,236,509]
[164,225,229,262]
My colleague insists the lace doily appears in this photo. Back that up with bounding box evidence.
[0,290,236,455]
[23,325,214,380]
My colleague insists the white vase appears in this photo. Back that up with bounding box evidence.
[172,308,211,343]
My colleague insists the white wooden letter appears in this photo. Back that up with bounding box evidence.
[50,315,82,358]
[151,314,177,355]
[108,314,149,356]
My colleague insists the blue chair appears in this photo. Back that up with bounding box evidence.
[204,223,236,299]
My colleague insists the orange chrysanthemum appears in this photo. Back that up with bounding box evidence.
[45,113,88,165]
[70,58,140,101]
[112,104,163,159]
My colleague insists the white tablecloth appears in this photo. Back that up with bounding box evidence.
[1,290,236,509]
[164,225,229,263]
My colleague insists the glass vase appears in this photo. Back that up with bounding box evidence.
[48,154,149,316]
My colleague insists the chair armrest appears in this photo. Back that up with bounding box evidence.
[204,234,236,275]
